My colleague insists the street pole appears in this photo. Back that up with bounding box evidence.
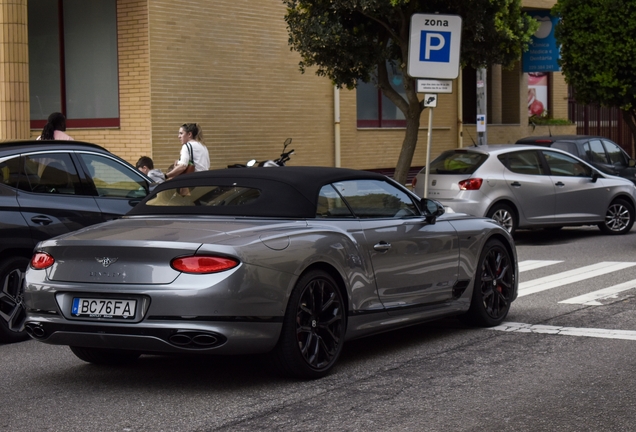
[476,67,487,145]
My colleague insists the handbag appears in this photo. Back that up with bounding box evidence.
[183,142,196,174]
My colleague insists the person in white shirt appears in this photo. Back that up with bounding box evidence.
[165,123,210,179]
[37,112,74,141]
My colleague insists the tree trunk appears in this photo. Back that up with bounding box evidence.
[393,108,422,185]
[622,109,636,157]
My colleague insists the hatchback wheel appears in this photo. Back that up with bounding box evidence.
[486,203,517,236]
[462,239,514,327]
[598,199,634,235]
[70,346,141,365]
[272,270,346,379]
[0,257,30,343]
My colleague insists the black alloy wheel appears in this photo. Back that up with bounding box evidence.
[69,346,141,365]
[273,270,346,379]
[463,239,514,327]
[0,257,30,343]
[598,199,634,235]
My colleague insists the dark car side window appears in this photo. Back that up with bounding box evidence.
[583,140,608,164]
[19,153,82,195]
[79,153,148,199]
[603,140,628,166]
[499,150,545,175]
[331,180,419,219]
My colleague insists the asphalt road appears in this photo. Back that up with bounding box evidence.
[2,226,636,431]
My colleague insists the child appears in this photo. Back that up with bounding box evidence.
[135,156,166,183]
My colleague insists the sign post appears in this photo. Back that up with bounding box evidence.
[408,14,462,197]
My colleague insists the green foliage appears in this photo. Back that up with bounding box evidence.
[553,0,636,111]
[283,0,538,183]
[284,0,537,88]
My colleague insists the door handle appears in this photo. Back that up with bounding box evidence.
[373,242,392,252]
[555,181,565,187]
[31,215,53,225]
[510,181,521,187]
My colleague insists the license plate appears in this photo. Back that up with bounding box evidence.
[71,298,136,319]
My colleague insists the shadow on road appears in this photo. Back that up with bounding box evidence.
[513,226,605,246]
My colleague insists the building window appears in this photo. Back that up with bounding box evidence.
[28,0,119,129]
[356,64,407,128]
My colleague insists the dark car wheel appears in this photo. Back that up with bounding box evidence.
[0,257,30,343]
[272,270,346,379]
[486,203,517,236]
[598,199,635,235]
[70,346,141,365]
[462,239,514,327]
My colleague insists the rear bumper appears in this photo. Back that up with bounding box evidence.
[24,314,282,355]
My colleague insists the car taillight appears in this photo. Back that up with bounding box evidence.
[459,178,483,190]
[31,252,55,270]
[171,256,240,274]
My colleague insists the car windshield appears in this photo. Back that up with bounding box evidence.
[426,151,488,174]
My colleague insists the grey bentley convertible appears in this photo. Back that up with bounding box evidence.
[24,167,518,378]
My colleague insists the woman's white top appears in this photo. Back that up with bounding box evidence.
[177,140,210,172]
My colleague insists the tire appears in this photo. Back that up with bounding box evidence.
[0,257,30,343]
[598,199,635,235]
[272,270,346,379]
[69,346,141,365]
[462,239,514,327]
[486,203,517,236]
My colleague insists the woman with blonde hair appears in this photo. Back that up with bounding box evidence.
[165,123,210,179]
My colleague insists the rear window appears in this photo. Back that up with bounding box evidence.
[426,151,488,175]
[145,185,261,207]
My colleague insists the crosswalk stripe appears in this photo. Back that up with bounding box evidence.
[559,279,636,305]
[518,261,636,297]
[491,322,636,341]
[518,260,562,272]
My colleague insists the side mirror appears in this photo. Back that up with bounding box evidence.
[422,198,445,224]
[591,171,599,183]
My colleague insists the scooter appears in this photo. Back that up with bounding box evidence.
[228,138,294,168]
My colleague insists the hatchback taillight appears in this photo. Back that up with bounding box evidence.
[459,178,483,190]
[171,256,240,274]
[31,252,55,270]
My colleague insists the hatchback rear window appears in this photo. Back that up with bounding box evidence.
[426,151,488,174]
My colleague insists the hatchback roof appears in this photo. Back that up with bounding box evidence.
[0,140,108,156]
[516,135,605,144]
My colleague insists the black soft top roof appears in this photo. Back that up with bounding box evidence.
[129,166,392,218]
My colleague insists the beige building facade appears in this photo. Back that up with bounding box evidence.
[1,0,574,172]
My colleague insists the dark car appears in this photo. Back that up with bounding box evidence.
[0,140,152,343]
[23,167,517,379]
[516,135,636,184]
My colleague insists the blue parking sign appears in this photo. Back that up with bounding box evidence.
[419,31,451,62]
[408,14,462,79]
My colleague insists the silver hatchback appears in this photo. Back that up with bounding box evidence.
[412,145,636,236]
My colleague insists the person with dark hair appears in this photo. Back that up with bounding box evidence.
[37,112,74,141]
[136,156,166,183]
[165,123,210,179]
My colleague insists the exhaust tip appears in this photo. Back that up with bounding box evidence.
[167,330,224,349]
[25,322,46,338]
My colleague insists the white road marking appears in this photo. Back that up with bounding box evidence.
[559,279,636,305]
[518,260,563,272]
[518,262,636,297]
[491,322,636,341]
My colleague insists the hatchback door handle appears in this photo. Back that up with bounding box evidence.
[510,181,521,187]
[31,215,53,225]
[373,242,392,252]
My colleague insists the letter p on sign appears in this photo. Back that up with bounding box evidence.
[420,31,451,62]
